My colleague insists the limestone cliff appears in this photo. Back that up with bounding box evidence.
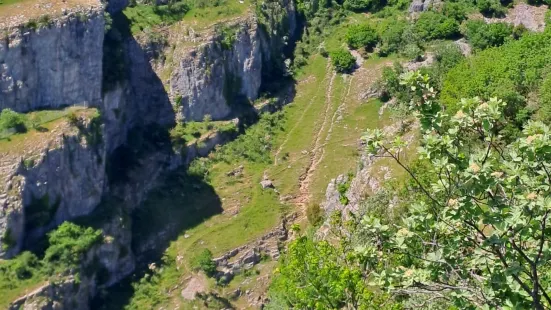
[0,8,105,112]
[169,20,264,121]
[0,111,106,257]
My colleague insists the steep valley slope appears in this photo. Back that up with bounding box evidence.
[3,0,547,308]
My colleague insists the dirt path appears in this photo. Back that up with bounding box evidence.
[303,75,354,193]
[273,61,332,166]
[292,59,393,215]
[294,71,345,210]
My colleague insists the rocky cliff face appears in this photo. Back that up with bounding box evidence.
[0,9,104,113]
[169,20,264,121]
[0,113,106,257]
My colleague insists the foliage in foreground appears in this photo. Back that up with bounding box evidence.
[268,224,401,310]
[271,70,551,308]
[362,72,551,308]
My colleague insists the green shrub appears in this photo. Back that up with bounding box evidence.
[188,157,211,179]
[329,49,356,73]
[476,0,506,17]
[442,2,469,22]
[512,24,528,40]
[414,11,459,41]
[11,252,40,280]
[345,24,379,50]
[44,222,103,268]
[461,20,513,50]
[192,249,217,277]
[378,63,409,102]
[0,109,27,133]
[337,178,351,205]
[0,251,41,282]
[422,42,466,89]
[343,0,381,12]
[306,203,323,226]
[37,15,52,27]
[433,43,465,71]
[401,43,424,61]
[377,19,408,56]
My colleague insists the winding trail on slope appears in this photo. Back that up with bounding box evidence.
[273,61,332,166]
[293,58,394,215]
[293,70,341,209]
[301,75,354,198]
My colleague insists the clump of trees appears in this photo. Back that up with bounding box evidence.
[414,11,460,41]
[476,0,507,17]
[345,24,379,50]
[441,32,551,138]
[330,49,356,73]
[343,0,383,12]
[461,20,513,50]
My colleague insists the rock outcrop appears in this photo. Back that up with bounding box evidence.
[484,3,548,32]
[320,120,418,226]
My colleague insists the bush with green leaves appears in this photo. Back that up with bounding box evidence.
[425,42,466,88]
[401,43,424,61]
[377,19,408,56]
[343,0,381,12]
[476,0,507,17]
[361,71,551,308]
[44,222,103,268]
[442,1,469,22]
[378,63,405,102]
[329,49,356,73]
[0,109,27,133]
[413,11,459,41]
[461,20,513,50]
[192,249,217,277]
[345,24,379,50]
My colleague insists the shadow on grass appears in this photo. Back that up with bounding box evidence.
[90,165,223,309]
